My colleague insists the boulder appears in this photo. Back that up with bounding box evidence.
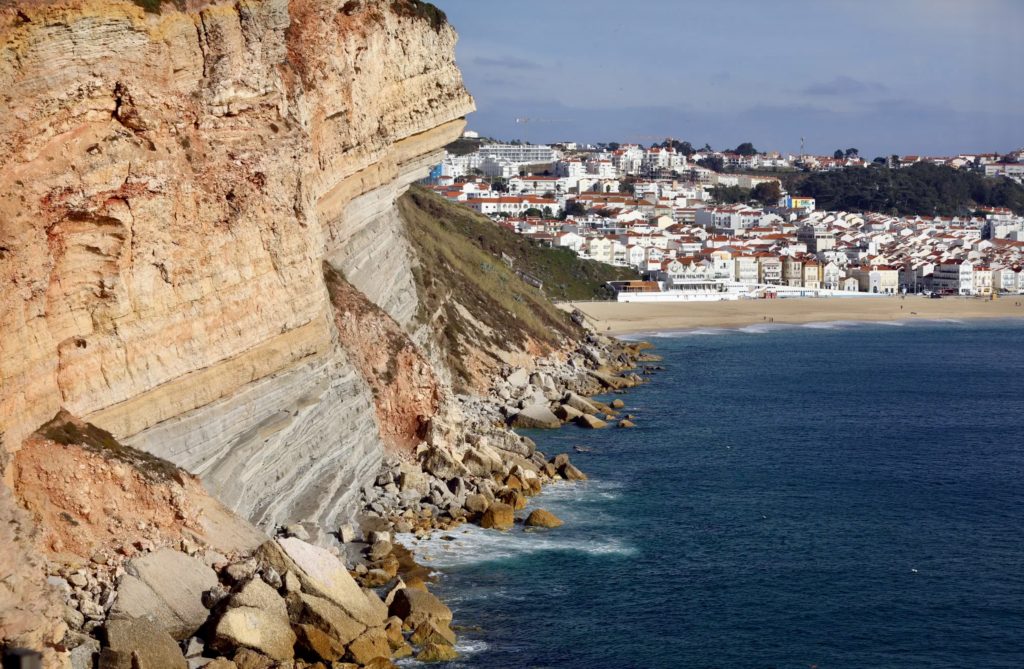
[510,405,562,430]
[110,549,218,640]
[260,538,383,627]
[618,419,636,428]
[346,627,391,666]
[213,607,295,662]
[419,447,469,480]
[560,463,588,481]
[554,404,583,421]
[102,616,187,669]
[292,593,366,646]
[464,493,489,515]
[610,398,626,409]
[294,623,346,662]
[230,649,273,669]
[562,392,600,415]
[506,368,530,388]
[460,447,501,477]
[574,414,608,429]
[388,588,453,629]
[416,642,458,663]
[368,540,392,562]
[410,620,456,646]
[525,509,564,528]
[479,503,515,530]
[228,579,287,619]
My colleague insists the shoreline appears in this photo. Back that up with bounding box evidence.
[563,296,1024,335]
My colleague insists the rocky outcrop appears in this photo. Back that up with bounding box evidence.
[0,0,473,533]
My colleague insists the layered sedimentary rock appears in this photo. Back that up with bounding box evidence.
[0,0,473,528]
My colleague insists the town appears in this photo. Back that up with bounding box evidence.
[426,134,1024,301]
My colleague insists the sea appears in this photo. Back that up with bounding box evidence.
[399,318,1024,669]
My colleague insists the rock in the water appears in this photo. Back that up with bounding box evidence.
[618,419,636,428]
[111,548,218,640]
[524,509,564,528]
[554,404,583,421]
[213,607,296,662]
[562,392,600,415]
[261,538,383,627]
[510,405,562,430]
[560,463,588,481]
[479,502,515,530]
[464,493,489,515]
[574,414,608,429]
[410,620,456,646]
[388,588,453,630]
[102,616,187,669]
[416,642,458,663]
[610,398,625,409]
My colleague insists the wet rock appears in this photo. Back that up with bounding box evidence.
[562,392,600,415]
[525,509,564,528]
[561,463,588,481]
[464,494,489,516]
[388,588,453,630]
[416,642,458,663]
[479,503,515,530]
[574,414,608,429]
[618,419,636,428]
[554,404,583,421]
[410,620,456,646]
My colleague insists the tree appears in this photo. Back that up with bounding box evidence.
[491,178,508,193]
[561,200,587,218]
[873,156,887,165]
[607,142,620,151]
[752,181,782,205]
[834,149,845,159]
[735,142,758,156]
[845,148,859,158]
[619,182,635,195]
[697,155,725,172]
[709,185,751,204]
[524,207,543,217]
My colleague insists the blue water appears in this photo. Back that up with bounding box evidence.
[403,319,1024,668]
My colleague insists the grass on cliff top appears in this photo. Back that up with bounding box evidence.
[403,187,637,301]
[37,411,183,484]
[399,188,582,389]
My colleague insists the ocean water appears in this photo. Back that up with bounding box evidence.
[401,319,1024,668]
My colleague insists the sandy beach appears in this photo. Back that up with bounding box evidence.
[565,296,1024,335]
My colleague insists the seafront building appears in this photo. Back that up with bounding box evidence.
[427,142,1024,300]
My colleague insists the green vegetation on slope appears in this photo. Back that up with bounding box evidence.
[795,164,1024,216]
[399,188,583,390]
[403,187,638,301]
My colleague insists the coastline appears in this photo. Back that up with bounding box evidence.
[564,296,1024,335]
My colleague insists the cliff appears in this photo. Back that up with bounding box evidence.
[0,0,474,530]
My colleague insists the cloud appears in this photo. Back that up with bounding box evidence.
[472,56,542,70]
[803,76,888,96]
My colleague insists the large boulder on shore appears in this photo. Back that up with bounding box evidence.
[419,446,469,480]
[554,404,583,421]
[258,538,383,628]
[525,509,564,528]
[110,548,218,640]
[506,368,530,388]
[510,405,562,430]
[417,642,458,662]
[213,606,296,662]
[561,463,588,481]
[562,392,601,415]
[102,616,187,669]
[575,414,608,429]
[292,593,366,646]
[388,588,453,630]
[479,502,515,530]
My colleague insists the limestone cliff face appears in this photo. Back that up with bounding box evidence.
[0,0,473,528]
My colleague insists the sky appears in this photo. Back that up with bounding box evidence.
[434,0,1024,158]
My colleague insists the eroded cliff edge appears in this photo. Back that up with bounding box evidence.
[0,0,474,529]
